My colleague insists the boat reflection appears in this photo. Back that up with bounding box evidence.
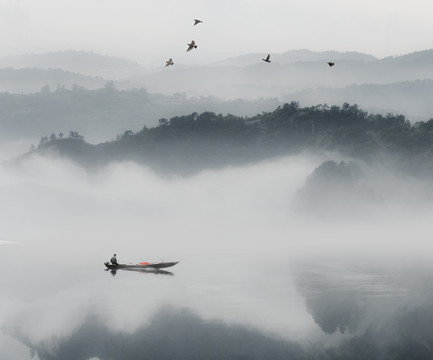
[106,268,174,276]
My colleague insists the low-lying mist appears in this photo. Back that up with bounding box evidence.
[2,153,433,358]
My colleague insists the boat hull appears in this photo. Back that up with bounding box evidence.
[104,261,179,270]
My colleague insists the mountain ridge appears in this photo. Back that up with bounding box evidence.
[0,50,147,80]
[18,103,433,177]
[211,49,377,67]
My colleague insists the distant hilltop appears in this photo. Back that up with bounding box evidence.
[1,48,433,117]
[3,48,433,77]
[211,49,378,67]
[21,103,433,177]
[0,50,147,80]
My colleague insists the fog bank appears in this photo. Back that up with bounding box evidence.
[1,153,433,358]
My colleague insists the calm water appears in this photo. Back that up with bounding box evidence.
[2,157,433,359]
[2,243,433,360]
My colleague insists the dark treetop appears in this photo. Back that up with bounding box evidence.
[31,102,433,176]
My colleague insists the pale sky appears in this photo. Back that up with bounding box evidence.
[0,0,432,66]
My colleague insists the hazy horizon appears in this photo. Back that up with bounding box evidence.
[1,0,433,67]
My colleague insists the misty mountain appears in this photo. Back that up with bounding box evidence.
[0,86,279,144]
[293,160,381,214]
[287,79,433,121]
[0,67,108,93]
[1,49,433,123]
[24,103,433,176]
[212,49,377,67]
[380,49,433,68]
[134,49,433,102]
[0,50,146,80]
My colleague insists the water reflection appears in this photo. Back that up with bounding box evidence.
[106,268,174,276]
[10,298,433,360]
[2,235,433,359]
[3,251,433,360]
[12,308,305,360]
[3,255,433,360]
[294,261,411,335]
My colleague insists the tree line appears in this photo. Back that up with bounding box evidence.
[35,102,433,176]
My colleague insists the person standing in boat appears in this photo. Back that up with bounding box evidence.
[110,254,118,265]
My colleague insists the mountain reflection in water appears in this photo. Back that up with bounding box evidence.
[12,300,433,360]
[2,151,433,360]
[5,257,433,360]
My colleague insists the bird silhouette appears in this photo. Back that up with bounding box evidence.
[165,58,174,67]
[187,40,197,52]
[262,54,271,63]
[194,19,203,26]
[327,62,335,67]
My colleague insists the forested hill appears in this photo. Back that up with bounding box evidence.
[30,102,433,176]
[0,85,279,142]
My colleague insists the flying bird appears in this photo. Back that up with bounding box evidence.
[327,62,335,67]
[187,40,197,52]
[165,58,174,67]
[194,19,203,26]
[262,54,271,63]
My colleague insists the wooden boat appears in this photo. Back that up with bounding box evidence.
[104,261,179,270]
